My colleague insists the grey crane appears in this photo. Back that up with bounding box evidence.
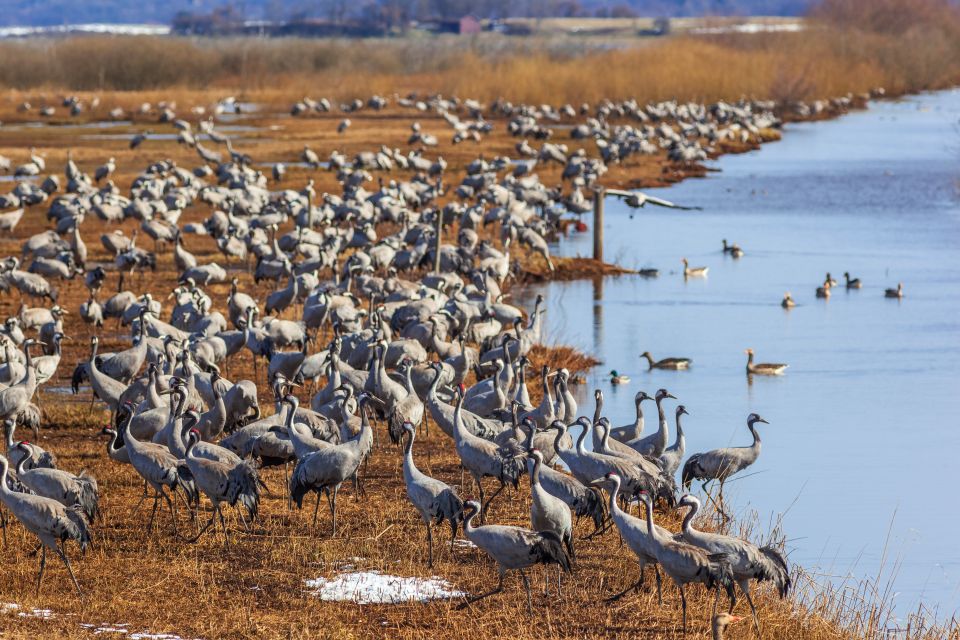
[119,402,197,534]
[72,336,125,415]
[529,448,574,587]
[451,386,523,521]
[401,422,463,567]
[682,413,767,520]
[182,428,260,545]
[4,419,55,470]
[554,417,674,506]
[638,491,735,633]
[388,358,424,444]
[677,494,790,634]
[457,500,571,615]
[626,388,676,457]
[589,472,665,604]
[426,363,504,440]
[658,405,688,478]
[289,394,373,534]
[14,446,99,522]
[0,454,91,595]
[0,338,41,423]
[526,435,604,531]
[33,331,66,388]
[608,390,651,443]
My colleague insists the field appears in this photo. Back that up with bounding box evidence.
[0,1,958,638]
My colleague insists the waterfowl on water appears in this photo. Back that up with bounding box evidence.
[824,272,838,287]
[638,268,659,278]
[681,258,708,278]
[781,292,795,308]
[609,370,630,384]
[844,272,862,289]
[721,239,744,258]
[885,282,904,298]
[640,351,691,370]
[815,281,831,299]
[744,348,788,376]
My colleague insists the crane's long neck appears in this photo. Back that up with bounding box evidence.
[634,399,645,433]
[4,424,13,452]
[575,421,589,453]
[680,500,699,535]
[607,476,622,516]
[642,499,655,538]
[749,423,762,453]
[599,420,611,452]
[655,398,669,444]
[402,430,416,471]
[0,457,10,500]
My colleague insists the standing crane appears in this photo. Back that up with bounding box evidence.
[401,422,463,567]
[528,448,574,594]
[388,358,424,444]
[677,494,791,634]
[682,413,768,519]
[659,405,688,478]
[118,402,197,534]
[626,388,676,457]
[457,499,571,615]
[13,446,99,522]
[451,385,523,521]
[638,491,735,633]
[289,394,373,535]
[182,428,260,545]
[0,454,91,595]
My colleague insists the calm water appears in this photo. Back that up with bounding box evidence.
[517,90,960,619]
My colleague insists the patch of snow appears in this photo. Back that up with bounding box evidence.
[691,21,805,35]
[305,571,465,604]
[0,24,170,38]
[453,538,477,550]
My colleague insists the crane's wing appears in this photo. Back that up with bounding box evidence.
[644,194,702,210]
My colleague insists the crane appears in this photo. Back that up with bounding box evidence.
[401,422,463,567]
[181,428,260,545]
[682,413,768,519]
[528,448,573,594]
[13,446,99,523]
[638,491,735,633]
[677,494,790,634]
[626,388,676,457]
[0,454,90,595]
[457,499,571,615]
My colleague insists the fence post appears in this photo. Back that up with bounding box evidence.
[593,187,605,262]
[434,178,443,273]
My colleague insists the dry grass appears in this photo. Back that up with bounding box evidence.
[0,1,956,104]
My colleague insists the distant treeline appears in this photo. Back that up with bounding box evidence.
[0,0,955,105]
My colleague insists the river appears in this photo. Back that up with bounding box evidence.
[516,89,960,621]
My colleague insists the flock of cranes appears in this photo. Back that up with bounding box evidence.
[0,89,818,637]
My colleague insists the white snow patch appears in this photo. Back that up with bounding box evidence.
[305,571,465,604]
[19,608,55,619]
[453,538,477,550]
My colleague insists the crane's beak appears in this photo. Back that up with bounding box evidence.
[758,418,769,424]
[667,393,677,400]
[587,477,607,487]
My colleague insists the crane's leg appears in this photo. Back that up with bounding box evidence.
[606,565,642,602]
[329,485,339,536]
[312,490,322,527]
[701,480,726,520]
[218,507,229,547]
[458,567,505,609]
[55,543,82,596]
[679,584,688,633]
[519,570,533,616]
[182,513,216,543]
[449,514,459,555]
[739,581,761,636]
[481,482,506,522]
[160,487,177,536]
[654,566,663,606]
[35,545,47,595]
[146,491,161,532]
[0,509,6,548]
[426,522,434,568]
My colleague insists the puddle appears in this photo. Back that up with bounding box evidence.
[305,571,465,604]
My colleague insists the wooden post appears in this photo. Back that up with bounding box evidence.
[433,178,443,273]
[593,187,605,262]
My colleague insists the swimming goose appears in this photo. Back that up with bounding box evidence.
[744,349,787,376]
[640,352,691,370]
[824,272,838,287]
[885,283,903,298]
[721,239,743,258]
[843,272,862,289]
[780,292,795,309]
[815,281,831,299]
[681,258,708,278]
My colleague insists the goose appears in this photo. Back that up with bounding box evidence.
[815,280,831,299]
[885,283,903,298]
[844,272,862,289]
[681,258,708,278]
[744,349,787,376]
[721,239,744,258]
[640,352,691,370]
[780,292,795,309]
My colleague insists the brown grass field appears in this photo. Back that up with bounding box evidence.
[0,2,958,637]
